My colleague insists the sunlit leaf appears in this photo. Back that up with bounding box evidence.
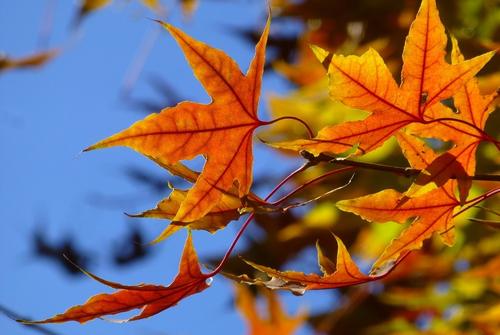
[404,37,498,202]
[232,235,384,294]
[85,18,270,222]
[20,232,209,324]
[271,0,493,157]
[337,184,460,274]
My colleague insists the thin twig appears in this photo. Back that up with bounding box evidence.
[300,151,500,182]
[269,166,355,206]
[204,163,311,278]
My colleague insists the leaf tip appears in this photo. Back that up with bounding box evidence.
[82,143,99,152]
[150,18,166,26]
[124,211,138,218]
[256,136,270,144]
[16,318,43,325]
[15,319,29,324]
[309,44,332,70]
[335,199,350,211]
[156,20,176,34]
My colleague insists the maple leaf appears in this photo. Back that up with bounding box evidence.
[20,232,209,324]
[233,235,384,294]
[128,160,263,241]
[398,128,474,203]
[401,37,498,202]
[154,160,201,184]
[235,284,306,335]
[129,186,242,243]
[342,126,497,274]
[84,18,270,222]
[395,130,437,172]
[271,0,493,156]
[337,184,460,275]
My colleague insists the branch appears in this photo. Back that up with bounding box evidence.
[300,151,500,182]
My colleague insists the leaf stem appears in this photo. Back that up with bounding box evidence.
[454,187,500,218]
[262,116,315,138]
[204,162,311,278]
[269,166,355,206]
[301,151,500,182]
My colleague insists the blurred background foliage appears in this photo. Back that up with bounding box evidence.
[237,0,499,334]
[2,0,498,334]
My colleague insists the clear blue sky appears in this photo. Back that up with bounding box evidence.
[0,1,331,334]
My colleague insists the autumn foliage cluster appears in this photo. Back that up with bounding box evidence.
[9,0,499,334]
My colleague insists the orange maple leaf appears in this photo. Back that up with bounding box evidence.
[127,161,263,242]
[85,19,270,222]
[339,120,498,274]
[234,235,385,293]
[272,0,493,156]
[402,37,498,201]
[129,186,242,243]
[21,232,209,324]
[342,127,462,274]
[337,184,460,274]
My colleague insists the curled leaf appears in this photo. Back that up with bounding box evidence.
[231,235,384,294]
[20,232,209,324]
[129,187,242,243]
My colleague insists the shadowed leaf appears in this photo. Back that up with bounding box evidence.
[404,37,498,202]
[129,187,242,243]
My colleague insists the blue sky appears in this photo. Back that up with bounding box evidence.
[0,1,332,334]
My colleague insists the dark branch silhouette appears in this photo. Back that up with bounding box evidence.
[33,228,90,276]
[113,227,151,266]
